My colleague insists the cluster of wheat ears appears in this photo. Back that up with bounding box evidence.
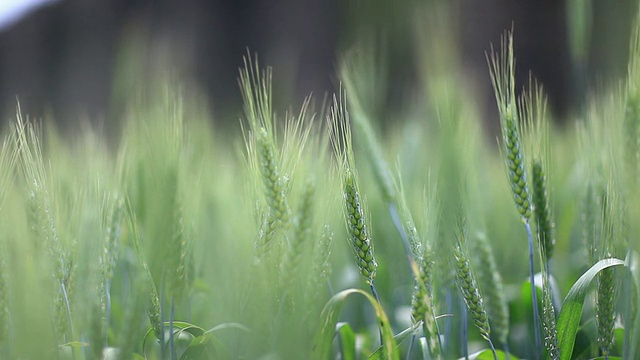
[0,20,639,360]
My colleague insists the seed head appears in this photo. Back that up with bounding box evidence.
[532,161,554,260]
[596,262,617,356]
[454,243,491,341]
[489,33,532,221]
[257,128,290,245]
[344,170,377,284]
[411,246,440,358]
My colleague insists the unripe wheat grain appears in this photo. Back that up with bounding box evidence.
[454,242,491,342]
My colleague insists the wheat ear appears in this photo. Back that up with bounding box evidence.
[329,92,378,285]
[532,161,554,261]
[596,261,616,357]
[307,225,334,306]
[522,83,555,263]
[329,91,383,348]
[343,169,377,284]
[454,240,491,342]
[240,55,291,255]
[488,33,541,357]
[473,233,509,349]
[281,180,315,298]
[528,113,557,358]
[257,128,290,241]
[411,244,441,359]
[15,114,74,343]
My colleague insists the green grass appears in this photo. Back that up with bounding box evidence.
[0,19,640,360]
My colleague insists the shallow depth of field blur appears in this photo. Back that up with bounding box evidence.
[0,1,639,360]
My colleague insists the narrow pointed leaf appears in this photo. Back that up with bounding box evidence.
[557,258,624,360]
[311,288,399,360]
[368,322,422,359]
[462,349,519,359]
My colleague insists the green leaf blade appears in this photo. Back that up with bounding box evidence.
[557,258,625,360]
[311,288,399,360]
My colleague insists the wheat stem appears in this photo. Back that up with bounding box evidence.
[461,296,468,359]
[370,282,383,346]
[489,33,542,356]
[169,297,176,360]
[525,221,542,360]
[104,278,112,346]
[411,245,441,359]
[488,338,498,360]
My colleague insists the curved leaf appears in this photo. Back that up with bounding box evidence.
[179,322,251,360]
[368,322,421,360]
[58,341,89,349]
[311,288,399,360]
[557,258,625,360]
[180,333,229,360]
[171,321,206,338]
[142,321,206,357]
[464,349,519,360]
[203,322,250,334]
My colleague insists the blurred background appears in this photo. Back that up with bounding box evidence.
[0,0,637,133]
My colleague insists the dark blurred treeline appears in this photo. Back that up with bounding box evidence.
[0,0,637,132]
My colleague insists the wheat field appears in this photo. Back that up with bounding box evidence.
[0,13,639,360]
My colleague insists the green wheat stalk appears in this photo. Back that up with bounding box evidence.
[342,169,378,284]
[521,81,556,265]
[240,54,291,256]
[329,92,378,286]
[520,81,560,359]
[15,113,75,345]
[488,32,541,358]
[94,193,124,352]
